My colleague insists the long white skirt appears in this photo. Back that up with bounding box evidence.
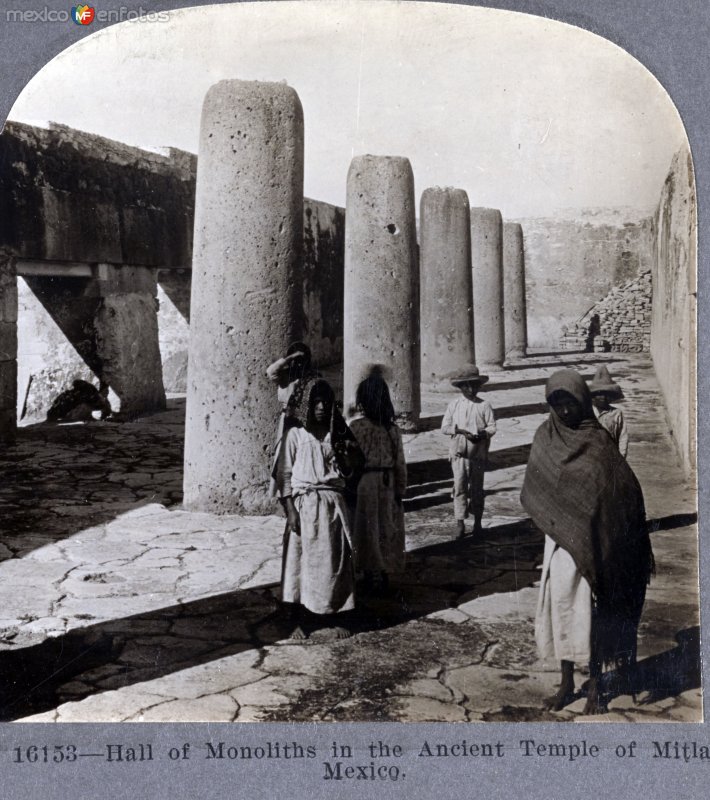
[282,489,355,615]
[535,535,592,665]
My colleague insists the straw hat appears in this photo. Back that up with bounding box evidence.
[588,366,624,399]
[448,364,489,387]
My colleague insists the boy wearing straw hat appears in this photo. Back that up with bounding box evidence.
[589,366,629,458]
[441,364,497,538]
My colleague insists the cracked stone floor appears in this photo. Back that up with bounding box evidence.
[0,351,700,723]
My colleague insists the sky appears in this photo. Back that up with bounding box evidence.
[8,0,687,218]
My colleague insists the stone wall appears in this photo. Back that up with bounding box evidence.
[514,209,654,347]
[17,275,96,422]
[0,251,17,440]
[650,146,696,474]
[0,122,195,266]
[560,271,652,353]
[4,123,346,409]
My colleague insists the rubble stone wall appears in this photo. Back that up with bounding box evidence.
[560,271,652,353]
[650,146,696,474]
[514,210,654,347]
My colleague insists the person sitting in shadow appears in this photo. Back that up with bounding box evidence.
[46,379,112,423]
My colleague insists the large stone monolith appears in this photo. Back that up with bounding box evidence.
[503,222,528,359]
[0,250,17,442]
[94,264,166,416]
[420,187,474,382]
[184,80,304,513]
[344,156,419,425]
[470,207,504,370]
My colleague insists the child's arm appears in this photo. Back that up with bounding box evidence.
[277,429,297,499]
[279,433,300,533]
[618,411,629,458]
[441,401,457,436]
[482,401,497,438]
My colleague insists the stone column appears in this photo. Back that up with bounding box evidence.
[420,187,474,382]
[470,207,504,370]
[344,155,419,425]
[184,80,304,514]
[93,263,166,417]
[503,222,527,359]
[0,251,17,442]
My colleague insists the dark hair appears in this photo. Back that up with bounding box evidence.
[356,375,396,429]
[286,341,312,368]
[305,380,336,431]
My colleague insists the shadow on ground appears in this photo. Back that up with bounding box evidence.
[0,519,544,721]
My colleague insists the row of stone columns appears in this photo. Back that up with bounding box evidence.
[183,79,528,513]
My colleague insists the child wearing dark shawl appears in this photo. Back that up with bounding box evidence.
[277,380,363,640]
[350,369,407,595]
[521,369,653,714]
[266,342,321,498]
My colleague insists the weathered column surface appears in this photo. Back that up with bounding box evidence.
[94,264,166,416]
[184,80,304,513]
[503,222,527,359]
[420,187,474,381]
[0,251,18,442]
[471,207,504,370]
[344,155,419,425]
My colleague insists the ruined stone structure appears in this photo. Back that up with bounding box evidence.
[470,207,505,370]
[420,187,474,382]
[516,209,654,347]
[560,271,652,353]
[0,121,188,428]
[502,222,527,359]
[651,146,696,475]
[344,155,420,424]
[0,94,694,494]
[183,80,304,514]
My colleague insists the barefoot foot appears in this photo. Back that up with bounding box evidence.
[289,625,308,641]
[328,626,352,640]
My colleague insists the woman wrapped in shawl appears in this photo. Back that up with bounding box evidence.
[277,380,364,640]
[521,369,653,714]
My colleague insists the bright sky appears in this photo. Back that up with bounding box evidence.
[8,0,687,218]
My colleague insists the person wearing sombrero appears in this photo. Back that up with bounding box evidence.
[589,365,629,458]
[441,364,497,538]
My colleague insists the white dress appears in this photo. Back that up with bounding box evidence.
[535,535,593,664]
[278,427,355,615]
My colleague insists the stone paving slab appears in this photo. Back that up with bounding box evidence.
[0,351,700,723]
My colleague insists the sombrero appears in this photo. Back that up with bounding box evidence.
[448,364,489,387]
[588,366,624,399]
